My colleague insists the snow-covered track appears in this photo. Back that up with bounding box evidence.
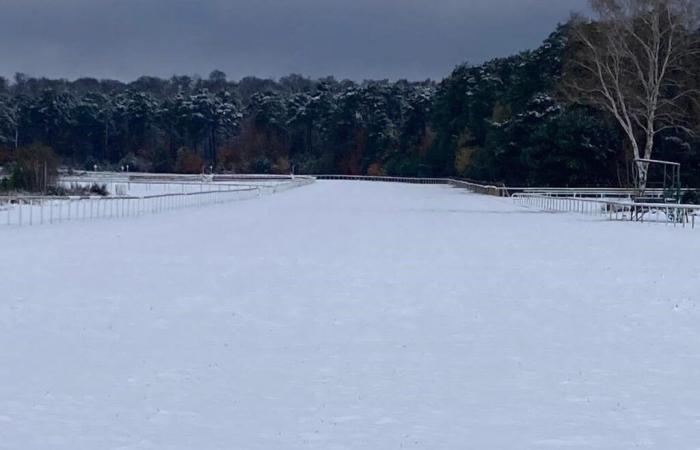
[3,181,700,449]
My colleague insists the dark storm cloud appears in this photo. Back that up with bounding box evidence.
[0,0,588,82]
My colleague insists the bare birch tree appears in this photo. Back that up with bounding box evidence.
[565,0,700,189]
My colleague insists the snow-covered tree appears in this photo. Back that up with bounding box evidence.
[566,0,700,189]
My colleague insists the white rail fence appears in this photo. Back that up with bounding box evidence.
[509,187,700,200]
[277,175,700,229]
[63,171,313,184]
[6,171,700,229]
[0,177,314,227]
[315,174,447,184]
[315,175,508,196]
[513,193,700,228]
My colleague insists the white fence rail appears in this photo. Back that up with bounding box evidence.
[8,171,699,230]
[448,179,507,196]
[513,193,700,228]
[314,175,508,196]
[314,174,447,184]
[63,171,311,184]
[509,187,700,200]
[0,177,313,227]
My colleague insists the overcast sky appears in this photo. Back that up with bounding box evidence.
[0,0,588,82]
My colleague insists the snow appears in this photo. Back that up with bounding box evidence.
[642,210,670,222]
[59,179,283,197]
[1,181,700,449]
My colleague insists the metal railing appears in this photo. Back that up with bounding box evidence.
[314,176,700,200]
[0,177,314,227]
[59,180,267,196]
[509,186,700,199]
[313,177,700,228]
[513,193,700,228]
[65,172,698,200]
[314,174,447,184]
[61,171,305,184]
[314,175,508,196]
[448,179,507,196]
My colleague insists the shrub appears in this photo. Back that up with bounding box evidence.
[366,163,383,176]
[0,176,14,192]
[89,183,109,196]
[175,148,203,174]
[273,156,291,174]
[151,146,175,173]
[251,158,272,174]
[47,183,109,197]
[119,153,151,173]
[9,144,59,192]
[216,145,240,172]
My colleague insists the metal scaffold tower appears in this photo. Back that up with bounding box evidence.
[634,158,682,204]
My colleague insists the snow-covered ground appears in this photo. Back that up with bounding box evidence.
[1,181,699,450]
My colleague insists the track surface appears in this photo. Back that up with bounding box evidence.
[1,181,700,449]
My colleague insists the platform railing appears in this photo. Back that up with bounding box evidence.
[513,193,700,228]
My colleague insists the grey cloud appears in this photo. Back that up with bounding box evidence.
[0,0,588,81]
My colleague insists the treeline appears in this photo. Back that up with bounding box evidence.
[0,72,435,177]
[431,25,700,187]
[1,23,700,187]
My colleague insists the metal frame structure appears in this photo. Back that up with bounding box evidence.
[513,193,700,228]
[635,158,682,203]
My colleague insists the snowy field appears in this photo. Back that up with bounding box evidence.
[1,181,700,449]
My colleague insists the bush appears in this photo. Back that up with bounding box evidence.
[251,158,272,174]
[151,146,175,173]
[273,156,291,174]
[47,183,109,197]
[9,144,59,192]
[89,183,109,196]
[119,153,151,173]
[0,176,14,192]
[216,146,241,172]
[175,148,203,174]
[366,162,383,176]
